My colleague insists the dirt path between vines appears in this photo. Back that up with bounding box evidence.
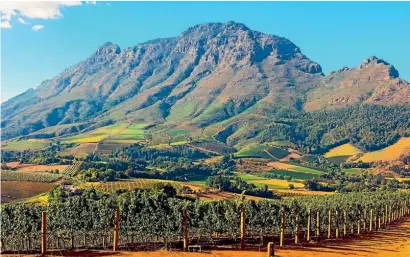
[6,218,410,257]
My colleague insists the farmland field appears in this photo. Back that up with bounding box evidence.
[324,143,362,158]
[267,162,323,174]
[167,129,191,137]
[90,178,184,193]
[343,168,363,175]
[265,169,318,180]
[61,123,128,143]
[1,181,56,203]
[1,170,62,182]
[6,162,69,173]
[58,143,97,157]
[236,144,289,159]
[235,172,303,189]
[327,155,351,165]
[108,123,148,142]
[358,137,410,162]
[97,142,129,155]
[1,139,50,151]
[252,179,304,189]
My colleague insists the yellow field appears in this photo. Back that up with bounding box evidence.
[252,179,304,188]
[324,143,362,158]
[358,137,410,162]
[267,162,299,170]
[61,123,128,143]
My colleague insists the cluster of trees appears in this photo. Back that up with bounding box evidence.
[259,104,410,154]
[1,142,74,165]
[112,144,210,161]
[205,175,279,199]
[304,171,407,192]
[2,188,409,251]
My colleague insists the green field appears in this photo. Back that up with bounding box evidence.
[236,172,267,181]
[2,139,50,151]
[267,170,318,180]
[1,170,62,182]
[90,178,183,193]
[300,155,319,163]
[291,166,323,174]
[167,129,191,137]
[343,168,363,175]
[109,124,148,142]
[236,144,289,159]
[61,123,128,143]
[327,155,351,165]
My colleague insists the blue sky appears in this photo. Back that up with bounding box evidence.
[1,1,410,102]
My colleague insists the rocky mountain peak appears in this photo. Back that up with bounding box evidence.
[94,42,121,56]
[360,56,399,78]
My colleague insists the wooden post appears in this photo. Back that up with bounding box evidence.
[343,210,347,236]
[280,206,285,247]
[388,206,392,224]
[357,211,361,235]
[363,209,367,232]
[316,210,320,238]
[113,209,119,252]
[183,210,189,251]
[370,209,373,232]
[240,208,245,250]
[307,208,311,241]
[41,211,46,256]
[267,242,274,257]
[378,213,381,230]
[335,210,339,239]
[295,212,299,244]
[327,209,331,239]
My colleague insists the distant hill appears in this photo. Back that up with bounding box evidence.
[2,21,409,152]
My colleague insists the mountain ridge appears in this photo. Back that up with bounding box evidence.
[2,21,409,144]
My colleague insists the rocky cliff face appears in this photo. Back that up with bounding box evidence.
[305,56,409,110]
[1,22,409,140]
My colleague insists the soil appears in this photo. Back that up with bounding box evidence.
[5,218,410,257]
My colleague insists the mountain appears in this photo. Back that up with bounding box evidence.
[2,22,409,150]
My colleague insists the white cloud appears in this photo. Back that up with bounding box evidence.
[0,2,82,21]
[17,17,29,25]
[1,20,12,29]
[0,1,97,29]
[32,24,45,31]
[86,1,97,5]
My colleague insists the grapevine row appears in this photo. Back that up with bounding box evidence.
[1,190,410,253]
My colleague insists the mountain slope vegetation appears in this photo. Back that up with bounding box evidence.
[2,22,409,153]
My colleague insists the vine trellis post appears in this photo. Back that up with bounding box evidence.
[113,209,119,252]
[240,208,245,250]
[316,210,320,239]
[41,211,47,256]
[307,208,311,241]
[280,206,285,247]
[343,210,347,237]
[183,210,189,251]
[327,209,331,239]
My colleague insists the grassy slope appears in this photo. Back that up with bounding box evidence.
[324,143,363,158]
[358,137,410,162]
[2,139,50,151]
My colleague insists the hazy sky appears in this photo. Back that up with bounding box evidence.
[1,1,410,102]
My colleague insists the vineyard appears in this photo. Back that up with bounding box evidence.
[63,161,83,177]
[92,179,183,193]
[1,170,61,182]
[1,190,410,254]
